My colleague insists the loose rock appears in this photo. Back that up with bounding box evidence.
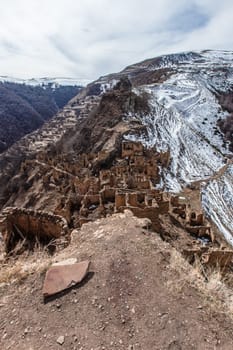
[57,335,65,345]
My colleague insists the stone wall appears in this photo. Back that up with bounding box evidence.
[170,195,214,242]
[0,207,69,253]
[121,141,143,158]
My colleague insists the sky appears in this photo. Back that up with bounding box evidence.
[0,0,233,80]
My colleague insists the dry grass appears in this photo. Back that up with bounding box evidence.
[168,248,233,318]
[0,248,52,284]
[0,236,69,285]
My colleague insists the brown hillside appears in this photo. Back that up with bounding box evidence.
[0,211,233,350]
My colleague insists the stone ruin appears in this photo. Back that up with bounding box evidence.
[170,195,233,270]
[183,247,233,269]
[170,195,214,242]
[64,141,170,230]
[0,141,170,254]
[0,207,69,254]
[1,140,233,268]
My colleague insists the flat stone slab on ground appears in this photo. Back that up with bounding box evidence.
[43,260,90,297]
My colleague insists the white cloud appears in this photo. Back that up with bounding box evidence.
[0,0,232,79]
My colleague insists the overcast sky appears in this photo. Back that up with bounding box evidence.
[0,0,232,80]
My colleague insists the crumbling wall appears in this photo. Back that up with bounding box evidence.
[0,207,69,253]
[122,141,143,158]
[170,195,214,242]
[125,207,163,231]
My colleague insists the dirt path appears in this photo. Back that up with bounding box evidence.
[0,211,233,350]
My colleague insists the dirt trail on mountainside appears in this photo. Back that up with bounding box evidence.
[0,211,233,350]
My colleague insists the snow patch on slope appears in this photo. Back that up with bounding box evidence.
[202,166,233,246]
[125,72,229,191]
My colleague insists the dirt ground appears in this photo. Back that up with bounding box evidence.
[0,211,233,350]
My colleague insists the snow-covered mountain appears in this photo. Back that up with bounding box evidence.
[125,74,229,192]
[127,50,233,244]
[115,52,231,183]
[0,76,90,87]
[95,50,233,244]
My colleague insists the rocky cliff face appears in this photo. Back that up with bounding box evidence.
[1,50,233,251]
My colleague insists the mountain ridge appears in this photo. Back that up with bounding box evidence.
[0,81,83,152]
[0,76,90,87]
